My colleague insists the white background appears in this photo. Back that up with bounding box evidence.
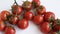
[0,0,60,34]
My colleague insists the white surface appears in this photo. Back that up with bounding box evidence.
[0,0,60,34]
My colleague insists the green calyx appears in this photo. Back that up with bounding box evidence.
[38,6,43,10]
[49,17,55,22]
[32,2,36,7]
[23,0,30,7]
[55,19,60,25]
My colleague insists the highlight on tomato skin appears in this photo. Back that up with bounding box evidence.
[0,10,10,21]
[36,5,46,15]
[40,22,51,33]
[5,26,16,34]
[44,12,55,22]
[0,20,5,31]
[18,19,29,29]
[33,15,44,25]
[24,11,34,20]
[22,0,32,11]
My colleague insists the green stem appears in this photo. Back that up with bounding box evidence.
[14,0,18,6]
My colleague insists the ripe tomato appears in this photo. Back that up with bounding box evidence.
[33,15,43,24]
[8,15,18,25]
[40,22,51,33]
[24,11,34,20]
[0,10,10,21]
[32,0,40,8]
[44,12,55,22]
[0,20,5,31]
[36,5,46,15]
[52,19,60,32]
[12,4,22,15]
[22,0,32,11]
[5,26,16,34]
[18,19,29,29]
[51,32,57,34]
[53,25,60,32]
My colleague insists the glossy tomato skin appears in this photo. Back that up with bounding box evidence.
[40,22,51,33]
[18,19,29,29]
[0,10,10,21]
[5,26,16,34]
[44,12,55,22]
[0,20,5,31]
[8,15,18,25]
[22,1,32,11]
[12,4,22,15]
[33,15,43,24]
[24,12,34,20]
[36,5,46,15]
[32,0,40,8]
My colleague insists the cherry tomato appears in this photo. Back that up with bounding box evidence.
[51,32,57,34]
[52,19,60,32]
[18,19,29,29]
[0,10,10,21]
[24,11,34,20]
[0,20,5,31]
[44,12,55,22]
[36,5,46,15]
[5,26,16,34]
[22,0,32,11]
[12,4,22,15]
[40,22,51,33]
[32,0,40,8]
[8,15,18,25]
[53,25,60,32]
[33,15,43,24]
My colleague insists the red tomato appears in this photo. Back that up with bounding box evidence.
[53,25,60,32]
[36,5,46,15]
[18,19,29,29]
[0,20,5,31]
[8,15,18,25]
[32,0,40,8]
[33,15,43,24]
[22,0,32,11]
[24,12,34,20]
[0,10,10,21]
[5,26,16,34]
[40,22,51,33]
[44,12,55,22]
[51,32,57,34]
[12,4,22,15]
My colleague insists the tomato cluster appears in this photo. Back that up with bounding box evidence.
[0,0,60,34]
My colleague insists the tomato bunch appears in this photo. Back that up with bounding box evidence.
[0,0,60,34]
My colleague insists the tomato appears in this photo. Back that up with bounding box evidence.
[44,12,55,22]
[0,20,5,31]
[12,4,22,15]
[36,5,46,15]
[52,19,60,32]
[18,19,29,29]
[22,0,32,11]
[0,10,10,21]
[40,22,51,33]
[51,32,57,34]
[24,11,34,20]
[53,25,60,32]
[33,15,43,24]
[5,26,16,34]
[32,0,40,8]
[8,15,18,25]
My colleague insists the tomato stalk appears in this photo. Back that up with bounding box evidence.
[49,17,55,22]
